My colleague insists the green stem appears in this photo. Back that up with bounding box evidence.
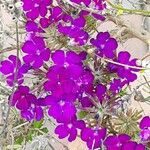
[107,1,150,17]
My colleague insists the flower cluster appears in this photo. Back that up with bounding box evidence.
[22,36,50,68]
[0,55,29,86]
[0,0,148,149]
[11,86,44,121]
[104,134,145,150]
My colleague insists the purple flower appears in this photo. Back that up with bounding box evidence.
[55,117,85,142]
[122,141,145,150]
[104,134,131,150]
[71,0,91,6]
[25,21,38,32]
[109,79,127,94]
[139,116,150,141]
[79,10,105,21]
[57,14,89,46]
[44,50,94,99]
[116,51,139,82]
[58,23,89,46]
[21,105,44,121]
[140,129,150,141]
[49,6,64,23]
[22,36,50,68]
[45,95,76,123]
[44,50,86,95]
[93,0,106,10]
[11,86,44,121]
[44,66,79,97]
[104,134,145,150]
[51,50,83,69]
[81,127,106,149]
[0,55,30,86]
[96,83,106,103]
[80,96,93,107]
[90,32,118,58]
[22,0,52,20]
[92,13,105,21]
[44,66,80,98]
[70,0,106,10]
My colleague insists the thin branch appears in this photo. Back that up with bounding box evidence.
[0,47,16,54]
[98,55,150,70]
[107,1,150,17]
[0,21,19,135]
[13,122,29,131]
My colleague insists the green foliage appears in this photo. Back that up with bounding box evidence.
[15,135,24,145]
[33,120,43,128]
[14,119,48,146]
[78,111,88,119]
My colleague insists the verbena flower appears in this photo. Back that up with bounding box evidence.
[44,50,93,97]
[96,83,107,103]
[79,10,105,21]
[90,32,118,58]
[25,21,38,32]
[55,116,85,142]
[122,141,145,150]
[81,127,106,149]
[22,36,50,68]
[58,23,89,46]
[104,134,145,150]
[0,55,30,86]
[22,0,52,20]
[109,79,127,94]
[70,0,106,10]
[44,50,94,123]
[45,95,76,123]
[40,6,64,28]
[112,51,139,83]
[104,134,131,149]
[11,86,44,121]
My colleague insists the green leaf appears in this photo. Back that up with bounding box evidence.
[26,131,34,141]
[15,136,24,145]
[78,111,88,119]
[41,127,49,133]
[119,89,127,96]
[33,120,43,128]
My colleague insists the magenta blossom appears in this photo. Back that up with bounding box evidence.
[22,36,50,68]
[81,127,107,149]
[0,55,30,86]
[90,32,118,59]
[55,116,85,142]
[22,0,52,20]
[70,0,106,10]
[11,86,44,121]
[45,95,76,123]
